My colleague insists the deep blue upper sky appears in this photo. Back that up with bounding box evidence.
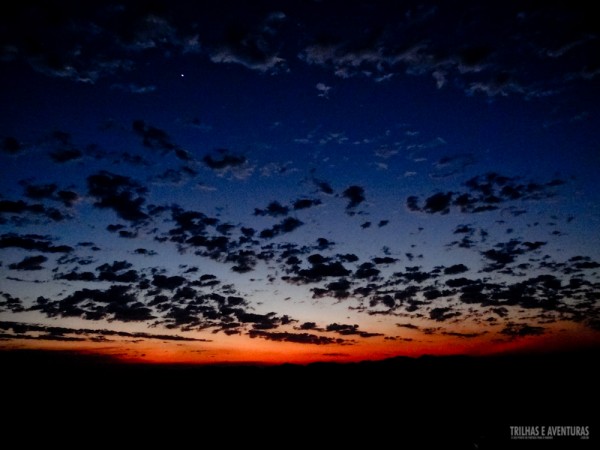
[1,0,599,361]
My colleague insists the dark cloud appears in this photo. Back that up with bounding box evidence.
[226,250,258,273]
[0,233,73,253]
[32,285,154,322]
[423,192,453,214]
[23,182,57,200]
[406,196,420,212]
[355,263,380,279]
[394,266,437,284]
[49,149,83,163]
[132,120,191,161]
[152,274,187,291]
[56,190,79,207]
[87,171,148,222]
[0,293,25,313]
[446,277,478,288]
[96,261,140,283]
[396,323,419,330]
[568,256,600,270]
[132,120,175,150]
[342,185,365,209]
[287,255,352,284]
[56,270,96,282]
[259,217,303,239]
[292,198,322,210]
[454,224,474,234]
[254,201,289,217]
[21,182,79,207]
[429,307,461,322]
[0,321,209,342]
[314,179,334,195]
[203,150,247,170]
[8,255,48,271]
[0,199,67,223]
[45,131,83,163]
[431,153,476,179]
[0,1,192,83]
[209,12,287,74]
[372,257,397,265]
[325,323,383,338]
[481,239,546,271]
[440,330,487,338]
[444,264,469,275]
[153,167,198,185]
[1,136,23,154]
[312,278,352,299]
[500,323,545,338]
[408,173,565,215]
[297,321,319,331]
[248,330,349,345]
[234,310,294,330]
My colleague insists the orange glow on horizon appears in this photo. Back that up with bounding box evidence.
[3,323,597,365]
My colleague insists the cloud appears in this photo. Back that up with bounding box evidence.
[285,255,352,284]
[293,198,322,210]
[202,149,252,179]
[248,330,349,345]
[500,322,545,338]
[1,136,23,155]
[152,274,187,291]
[0,2,195,83]
[407,172,565,215]
[325,323,383,338]
[342,185,366,209]
[254,201,289,217]
[396,323,420,330]
[209,12,286,73]
[297,322,319,331]
[443,264,469,275]
[132,120,191,161]
[21,182,80,207]
[111,83,157,94]
[95,261,140,283]
[314,179,335,195]
[431,153,476,179]
[312,279,352,299]
[0,293,25,313]
[0,199,68,224]
[32,285,154,322]
[87,171,149,222]
[43,130,84,163]
[203,151,246,168]
[429,307,461,322]
[259,217,303,239]
[316,82,331,98]
[49,149,83,163]
[355,263,380,279]
[235,310,295,330]
[8,255,48,271]
[440,330,487,338]
[423,192,453,214]
[480,239,546,272]
[0,321,209,342]
[0,233,73,253]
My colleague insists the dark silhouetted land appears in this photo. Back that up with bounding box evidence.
[2,349,597,449]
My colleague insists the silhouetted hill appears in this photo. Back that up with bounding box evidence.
[2,349,597,449]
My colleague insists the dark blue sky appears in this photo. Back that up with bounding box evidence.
[1,0,599,363]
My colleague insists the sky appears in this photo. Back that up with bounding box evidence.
[1,0,599,364]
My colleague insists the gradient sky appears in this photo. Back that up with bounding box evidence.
[1,0,599,364]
